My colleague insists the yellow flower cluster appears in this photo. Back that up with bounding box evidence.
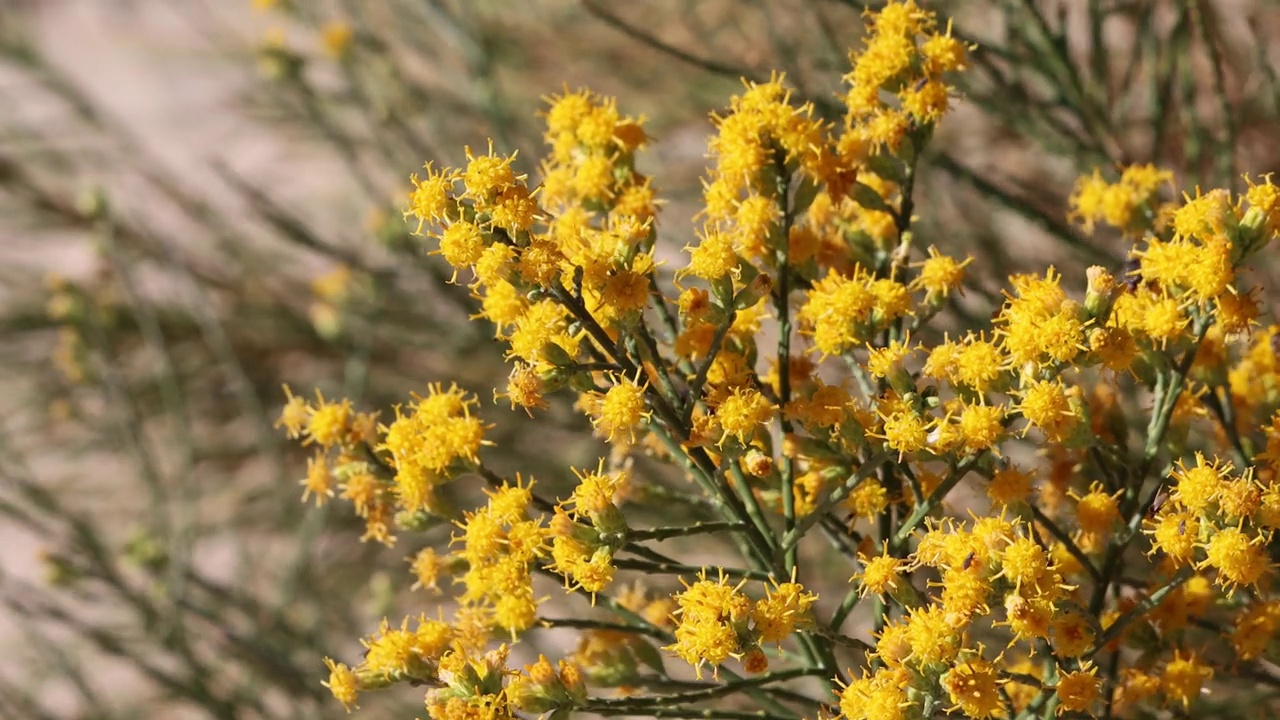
[268,1,1280,718]
[667,570,817,679]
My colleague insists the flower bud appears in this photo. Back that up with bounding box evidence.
[1084,266,1118,323]
[743,448,775,478]
[733,271,773,310]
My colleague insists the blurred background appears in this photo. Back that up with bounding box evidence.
[3,0,1280,717]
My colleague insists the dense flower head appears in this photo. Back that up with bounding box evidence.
[751,579,818,645]
[941,654,1004,718]
[381,384,490,489]
[912,245,970,299]
[1070,164,1172,235]
[1162,649,1214,708]
[714,387,775,446]
[667,571,750,678]
[799,268,877,357]
[1054,663,1101,716]
[590,373,650,444]
[267,2,1280,718]
[839,667,916,720]
[405,163,461,234]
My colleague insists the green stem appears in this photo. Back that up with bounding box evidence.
[727,462,781,557]
[548,282,684,432]
[648,426,777,573]
[1027,504,1103,585]
[892,455,982,549]
[774,165,797,575]
[1086,568,1192,659]
[582,708,794,720]
[540,617,667,639]
[826,585,864,633]
[1090,317,1209,614]
[1202,386,1250,466]
[779,453,890,553]
[680,312,737,428]
[631,327,687,419]
[611,558,774,583]
[628,521,750,542]
[584,667,818,709]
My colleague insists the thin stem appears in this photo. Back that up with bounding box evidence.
[628,521,751,542]
[1086,568,1192,659]
[584,667,818,709]
[780,453,889,553]
[774,162,798,574]
[727,461,781,559]
[648,425,778,570]
[1202,386,1250,466]
[892,455,981,548]
[681,313,737,428]
[1028,504,1103,585]
[827,585,864,633]
[540,617,667,639]
[583,708,794,720]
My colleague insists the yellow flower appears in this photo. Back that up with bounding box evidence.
[800,269,877,357]
[592,374,650,444]
[865,337,915,380]
[1231,600,1280,660]
[999,536,1049,589]
[1161,649,1213,708]
[856,543,904,596]
[380,384,490,480]
[714,387,774,445]
[1201,525,1269,592]
[680,229,740,284]
[953,333,1004,392]
[320,20,353,59]
[988,464,1034,507]
[322,657,360,711]
[941,654,1004,719]
[955,402,1006,455]
[300,452,335,506]
[275,384,309,439]
[1112,668,1161,715]
[404,163,459,234]
[1050,609,1095,658]
[408,547,445,593]
[436,220,488,279]
[877,409,930,458]
[751,580,817,645]
[912,245,970,299]
[920,25,967,74]
[1071,482,1121,537]
[1054,663,1101,716]
[1146,511,1199,566]
[902,603,960,668]
[507,299,577,365]
[305,390,353,448]
[1172,187,1234,240]
[567,461,628,518]
[462,143,522,200]
[1170,453,1229,513]
[937,565,992,622]
[839,667,916,720]
[846,479,890,520]
[667,571,751,678]
[1001,593,1053,644]
[497,362,548,416]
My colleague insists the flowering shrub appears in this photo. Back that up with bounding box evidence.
[278,2,1280,718]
